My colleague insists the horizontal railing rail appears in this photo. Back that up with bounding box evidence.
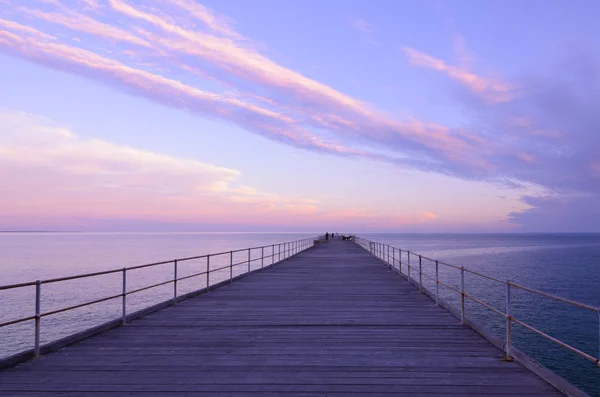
[0,236,317,360]
[354,237,600,371]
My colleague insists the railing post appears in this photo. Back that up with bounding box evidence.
[248,248,251,272]
[418,256,422,293]
[407,251,411,283]
[206,255,210,291]
[121,269,126,325]
[399,249,402,274]
[392,248,396,269]
[279,244,281,262]
[261,246,264,268]
[506,281,512,361]
[460,267,465,325]
[34,280,41,358]
[387,245,390,264]
[230,251,233,282]
[173,259,178,305]
[435,260,439,306]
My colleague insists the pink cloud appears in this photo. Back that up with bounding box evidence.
[420,211,438,221]
[402,46,515,103]
[166,0,242,40]
[18,6,152,48]
[0,110,327,225]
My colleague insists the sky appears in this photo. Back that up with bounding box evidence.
[0,0,599,232]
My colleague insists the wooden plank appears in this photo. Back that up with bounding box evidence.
[0,240,565,396]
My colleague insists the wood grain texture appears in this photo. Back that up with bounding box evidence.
[0,239,564,396]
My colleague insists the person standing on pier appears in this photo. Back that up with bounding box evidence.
[325,232,329,241]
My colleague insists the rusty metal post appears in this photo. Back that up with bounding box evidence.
[34,280,41,357]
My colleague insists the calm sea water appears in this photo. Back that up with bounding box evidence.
[1,232,599,396]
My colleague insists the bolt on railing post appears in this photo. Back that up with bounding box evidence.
[460,267,465,325]
[206,255,210,291]
[229,251,233,282]
[248,248,251,272]
[435,260,439,306]
[34,280,41,358]
[261,246,264,268]
[419,256,422,293]
[407,251,411,283]
[506,281,512,361]
[121,269,126,325]
[173,259,178,305]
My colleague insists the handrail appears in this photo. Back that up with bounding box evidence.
[355,237,600,372]
[0,236,317,360]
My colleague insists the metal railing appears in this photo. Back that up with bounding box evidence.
[0,237,316,359]
[355,237,600,368]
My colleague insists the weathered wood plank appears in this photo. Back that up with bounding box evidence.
[0,240,564,396]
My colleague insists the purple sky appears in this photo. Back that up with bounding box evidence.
[1,0,599,232]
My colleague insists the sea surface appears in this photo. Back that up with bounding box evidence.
[1,232,599,396]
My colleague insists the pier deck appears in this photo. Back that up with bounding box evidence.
[0,239,563,396]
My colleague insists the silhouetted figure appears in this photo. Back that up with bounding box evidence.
[325,232,329,241]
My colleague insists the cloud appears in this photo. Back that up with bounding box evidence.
[349,16,379,46]
[3,110,453,231]
[350,17,371,34]
[402,46,515,103]
[508,195,600,232]
[167,0,242,40]
[0,110,324,228]
[420,211,438,221]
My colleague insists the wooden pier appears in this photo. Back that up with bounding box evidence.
[0,239,565,396]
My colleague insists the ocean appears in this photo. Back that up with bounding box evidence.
[1,232,599,396]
